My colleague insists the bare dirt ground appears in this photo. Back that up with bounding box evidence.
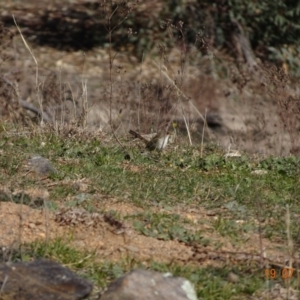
[0,189,290,269]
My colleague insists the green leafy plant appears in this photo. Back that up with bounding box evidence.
[132,212,203,243]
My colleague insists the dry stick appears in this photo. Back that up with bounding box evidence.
[12,15,43,124]
[57,67,65,126]
[112,130,127,153]
[189,101,212,140]
[137,51,145,131]
[18,191,24,260]
[286,205,293,260]
[64,254,93,267]
[66,81,77,122]
[81,53,89,128]
[256,198,265,268]
[285,204,293,297]
[105,5,129,131]
[81,78,88,128]
[151,60,203,119]
[200,109,207,158]
[107,9,116,127]
[0,276,8,296]
[12,15,37,66]
[44,199,50,245]
[12,19,50,251]
[152,60,212,141]
[181,112,192,146]
[151,61,191,142]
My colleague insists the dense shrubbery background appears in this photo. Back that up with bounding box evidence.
[1,0,300,75]
[117,0,300,74]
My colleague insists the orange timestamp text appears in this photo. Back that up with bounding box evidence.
[265,268,295,279]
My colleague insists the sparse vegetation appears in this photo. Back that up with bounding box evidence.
[0,0,300,299]
[0,125,300,298]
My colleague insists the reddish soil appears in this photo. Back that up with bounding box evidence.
[0,193,290,268]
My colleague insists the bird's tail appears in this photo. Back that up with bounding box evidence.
[129,130,148,143]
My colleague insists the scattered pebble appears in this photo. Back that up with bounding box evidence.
[251,169,268,175]
[227,272,239,283]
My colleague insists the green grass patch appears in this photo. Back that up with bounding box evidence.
[1,123,300,298]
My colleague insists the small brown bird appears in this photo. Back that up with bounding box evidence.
[129,129,170,151]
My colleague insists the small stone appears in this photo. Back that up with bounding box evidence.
[251,169,268,175]
[38,232,46,238]
[206,210,216,216]
[72,240,86,248]
[123,245,140,253]
[28,223,36,229]
[225,151,241,158]
[227,272,239,283]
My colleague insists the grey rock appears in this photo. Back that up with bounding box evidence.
[100,269,197,300]
[0,259,93,299]
[27,155,57,176]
